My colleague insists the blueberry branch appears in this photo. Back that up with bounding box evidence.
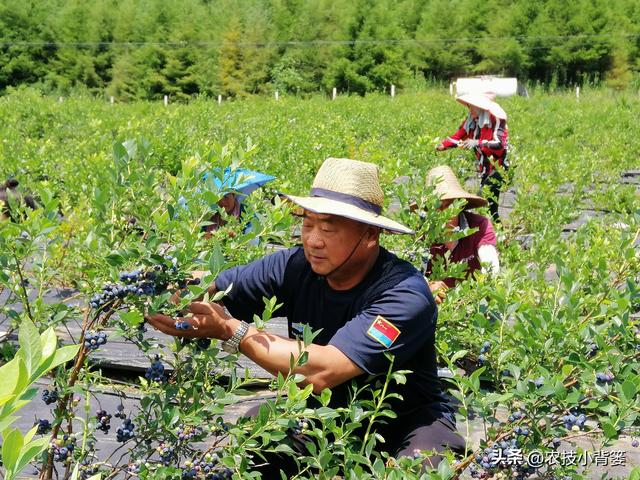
[10,248,34,322]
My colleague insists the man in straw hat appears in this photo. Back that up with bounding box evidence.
[424,166,500,301]
[436,92,509,221]
[147,158,464,475]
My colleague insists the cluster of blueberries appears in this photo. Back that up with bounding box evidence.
[51,435,76,463]
[176,425,203,443]
[561,413,586,431]
[95,409,112,434]
[477,341,491,365]
[42,388,59,405]
[84,331,107,350]
[79,460,100,480]
[595,371,615,383]
[507,410,524,423]
[470,441,536,479]
[145,356,167,382]
[156,443,176,466]
[36,418,52,435]
[289,419,310,436]
[513,426,530,436]
[116,419,136,442]
[89,258,180,311]
[89,273,155,310]
[507,411,530,436]
[181,456,233,480]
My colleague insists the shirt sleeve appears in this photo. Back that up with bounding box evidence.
[214,248,296,321]
[476,215,497,247]
[479,118,508,154]
[478,244,500,275]
[441,120,469,149]
[328,275,436,375]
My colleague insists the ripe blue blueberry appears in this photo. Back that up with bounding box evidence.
[95,409,112,433]
[42,389,59,405]
[84,331,107,350]
[116,419,135,442]
[175,321,191,330]
[36,418,52,434]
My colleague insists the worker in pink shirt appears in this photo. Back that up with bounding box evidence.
[424,166,500,303]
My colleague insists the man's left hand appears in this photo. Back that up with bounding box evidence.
[146,302,234,339]
[460,139,479,149]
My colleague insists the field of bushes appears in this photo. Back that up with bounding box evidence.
[0,87,638,479]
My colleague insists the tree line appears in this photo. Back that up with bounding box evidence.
[0,0,638,100]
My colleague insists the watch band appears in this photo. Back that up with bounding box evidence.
[221,321,249,354]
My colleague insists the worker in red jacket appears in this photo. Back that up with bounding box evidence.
[436,93,509,221]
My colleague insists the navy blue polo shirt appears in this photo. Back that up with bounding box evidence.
[215,246,451,419]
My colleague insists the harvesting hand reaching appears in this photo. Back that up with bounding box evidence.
[146,301,238,340]
[427,280,448,304]
[459,139,479,149]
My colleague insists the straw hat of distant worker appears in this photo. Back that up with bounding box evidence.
[426,165,488,210]
[455,93,507,120]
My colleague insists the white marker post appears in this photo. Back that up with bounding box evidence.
[332,87,337,100]
[275,91,279,101]
[576,86,580,100]
[163,95,168,106]
[58,96,63,103]
[218,94,222,105]
[110,96,114,105]
[449,82,454,96]
[391,84,396,97]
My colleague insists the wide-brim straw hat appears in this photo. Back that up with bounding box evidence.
[285,157,413,234]
[426,166,488,209]
[456,93,507,120]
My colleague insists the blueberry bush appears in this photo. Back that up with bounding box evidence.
[0,87,638,479]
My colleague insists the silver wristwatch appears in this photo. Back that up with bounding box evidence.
[221,321,249,354]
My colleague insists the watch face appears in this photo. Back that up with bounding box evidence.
[222,343,236,354]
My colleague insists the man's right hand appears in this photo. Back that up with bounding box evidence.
[435,144,446,151]
[146,301,235,340]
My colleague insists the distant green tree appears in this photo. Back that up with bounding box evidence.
[475,1,533,77]
[0,1,57,92]
[323,0,412,94]
[0,0,639,96]
[528,0,614,85]
[241,4,277,95]
[414,0,478,80]
[218,16,247,97]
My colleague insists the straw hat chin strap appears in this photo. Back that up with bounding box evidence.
[321,226,372,280]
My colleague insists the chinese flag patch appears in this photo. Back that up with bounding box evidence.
[367,315,400,348]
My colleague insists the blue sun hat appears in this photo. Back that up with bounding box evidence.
[203,167,275,202]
